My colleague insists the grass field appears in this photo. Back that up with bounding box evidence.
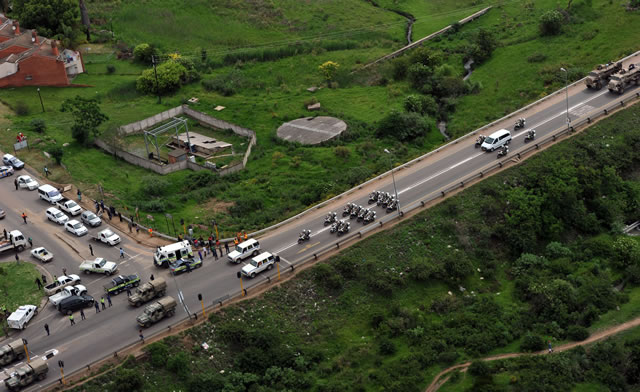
[0,262,43,337]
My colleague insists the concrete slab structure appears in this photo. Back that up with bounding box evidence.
[277,116,347,145]
[170,132,232,156]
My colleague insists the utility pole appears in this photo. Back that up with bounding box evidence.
[152,55,161,104]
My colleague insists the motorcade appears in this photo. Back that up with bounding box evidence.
[91,229,121,246]
[480,129,512,152]
[227,238,260,264]
[16,175,38,190]
[241,252,276,278]
[56,197,82,216]
[80,210,102,227]
[65,219,88,236]
[45,207,69,225]
[169,257,202,274]
[38,184,62,204]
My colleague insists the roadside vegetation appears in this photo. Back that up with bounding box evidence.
[0,0,638,238]
[70,96,640,391]
[0,262,43,337]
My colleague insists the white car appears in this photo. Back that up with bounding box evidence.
[46,207,69,225]
[31,247,53,263]
[65,220,88,236]
[241,252,276,278]
[17,175,38,190]
[49,285,87,306]
[7,305,37,329]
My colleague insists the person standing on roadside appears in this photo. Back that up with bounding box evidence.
[80,309,86,320]
[35,277,42,290]
[101,296,106,310]
[69,314,75,326]
[44,324,50,336]
[94,301,100,313]
[89,244,94,256]
[224,242,229,255]
[14,178,18,190]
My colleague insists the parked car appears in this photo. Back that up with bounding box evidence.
[57,295,94,315]
[169,257,202,275]
[49,285,87,306]
[65,219,88,236]
[7,305,37,329]
[46,207,69,225]
[0,165,14,178]
[17,175,38,190]
[80,210,101,227]
[2,153,24,169]
[31,247,53,263]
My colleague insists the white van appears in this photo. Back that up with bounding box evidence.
[154,240,193,267]
[38,184,63,204]
[242,252,276,278]
[228,238,260,264]
[481,129,512,152]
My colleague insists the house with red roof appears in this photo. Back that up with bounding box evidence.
[0,15,84,88]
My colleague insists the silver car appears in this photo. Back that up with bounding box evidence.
[80,210,102,227]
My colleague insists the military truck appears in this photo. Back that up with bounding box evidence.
[3,357,48,391]
[0,340,25,366]
[128,278,166,307]
[136,296,176,327]
[608,64,640,94]
[585,61,622,90]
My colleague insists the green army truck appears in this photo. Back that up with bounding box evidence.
[128,277,167,307]
[3,357,48,391]
[0,340,25,366]
[136,296,176,328]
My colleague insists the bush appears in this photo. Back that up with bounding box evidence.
[230,195,264,217]
[403,94,438,116]
[540,10,563,36]
[133,43,155,63]
[136,61,188,95]
[112,368,144,392]
[520,333,545,352]
[567,325,589,341]
[145,341,169,368]
[107,64,116,74]
[334,146,350,160]
[468,361,491,377]
[313,263,344,290]
[379,338,397,355]
[527,53,547,63]
[140,176,169,197]
[376,110,433,142]
[30,118,46,133]
[202,70,247,96]
[184,170,216,191]
[166,351,190,378]
[14,101,29,116]
[48,145,64,165]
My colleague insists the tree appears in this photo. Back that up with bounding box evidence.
[133,43,156,64]
[539,10,563,36]
[48,145,64,165]
[136,61,187,95]
[13,0,79,37]
[376,110,433,142]
[78,0,91,40]
[60,96,109,145]
[30,118,46,133]
[404,94,437,116]
[318,61,340,85]
[470,28,498,63]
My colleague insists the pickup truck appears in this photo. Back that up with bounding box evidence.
[104,274,140,295]
[7,305,37,329]
[48,285,87,306]
[56,197,82,216]
[31,247,53,263]
[79,257,118,275]
[0,230,27,253]
[44,274,81,296]
[91,229,121,246]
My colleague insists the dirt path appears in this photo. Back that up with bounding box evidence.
[425,316,640,392]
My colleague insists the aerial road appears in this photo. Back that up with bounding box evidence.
[0,54,639,390]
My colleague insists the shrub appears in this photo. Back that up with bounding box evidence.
[403,94,438,116]
[468,361,491,377]
[48,145,64,165]
[133,43,155,63]
[520,333,545,352]
[184,170,216,191]
[112,368,144,392]
[378,338,396,355]
[437,351,458,365]
[470,28,498,63]
[527,52,547,63]
[106,64,116,74]
[166,351,190,378]
[376,110,433,141]
[334,146,350,160]
[140,176,169,197]
[545,241,573,259]
[30,118,46,133]
[540,10,563,36]
[14,101,29,116]
[313,263,344,290]
[567,325,589,341]
[230,195,264,217]
[202,70,247,96]
[136,61,188,95]
[146,341,169,368]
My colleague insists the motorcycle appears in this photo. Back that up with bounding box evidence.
[342,203,353,217]
[514,117,526,130]
[387,198,398,213]
[524,129,536,143]
[358,208,369,221]
[337,220,350,236]
[364,210,377,223]
[497,146,509,159]
[475,135,486,148]
[330,221,339,233]
[368,191,377,204]
[380,192,392,208]
[350,205,362,219]
[324,212,337,226]
[297,229,311,244]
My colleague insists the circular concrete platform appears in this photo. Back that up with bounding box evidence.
[276,116,347,145]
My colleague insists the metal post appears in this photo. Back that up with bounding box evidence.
[36,88,44,112]
[152,55,161,104]
[22,339,29,363]
[384,149,401,216]
[560,67,570,130]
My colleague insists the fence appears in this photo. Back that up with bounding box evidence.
[95,105,257,177]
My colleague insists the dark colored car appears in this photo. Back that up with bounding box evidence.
[57,294,94,315]
[104,274,140,295]
[169,257,202,275]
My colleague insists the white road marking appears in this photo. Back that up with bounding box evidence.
[399,153,482,195]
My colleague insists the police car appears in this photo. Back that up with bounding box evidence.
[104,274,140,295]
[169,257,202,275]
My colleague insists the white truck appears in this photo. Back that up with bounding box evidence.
[48,285,87,306]
[91,229,121,246]
[7,305,38,329]
[0,230,27,253]
[44,274,81,296]
[79,257,118,275]
[241,252,276,278]
[56,197,82,216]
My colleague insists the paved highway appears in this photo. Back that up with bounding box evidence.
[0,60,639,390]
